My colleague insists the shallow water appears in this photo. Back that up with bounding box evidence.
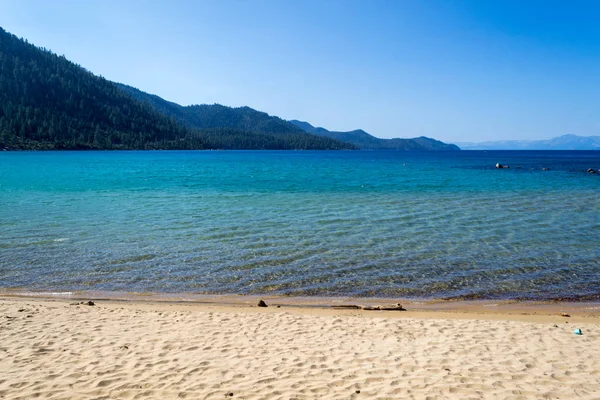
[1,150,599,300]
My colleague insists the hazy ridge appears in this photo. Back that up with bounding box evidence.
[290,120,460,151]
[457,134,600,150]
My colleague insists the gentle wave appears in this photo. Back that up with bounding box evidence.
[0,150,599,300]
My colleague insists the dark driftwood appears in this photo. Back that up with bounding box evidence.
[332,305,363,310]
[332,303,406,311]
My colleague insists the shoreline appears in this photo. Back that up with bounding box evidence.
[2,289,600,322]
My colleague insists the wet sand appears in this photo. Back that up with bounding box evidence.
[1,295,599,399]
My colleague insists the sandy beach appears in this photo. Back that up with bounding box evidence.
[1,296,599,399]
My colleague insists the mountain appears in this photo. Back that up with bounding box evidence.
[116,84,354,150]
[290,120,460,151]
[117,84,304,134]
[457,134,600,150]
[0,27,353,150]
[0,27,200,150]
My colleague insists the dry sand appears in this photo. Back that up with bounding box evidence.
[1,297,599,399]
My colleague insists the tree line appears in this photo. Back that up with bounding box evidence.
[0,27,354,151]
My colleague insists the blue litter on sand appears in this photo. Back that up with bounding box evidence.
[574,328,582,335]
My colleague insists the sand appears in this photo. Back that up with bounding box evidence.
[1,297,600,399]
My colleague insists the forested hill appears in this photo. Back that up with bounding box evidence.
[290,120,460,151]
[0,27,354,150]
[117,84,303,134]
[0,27,199,150]
[116,84,353,150]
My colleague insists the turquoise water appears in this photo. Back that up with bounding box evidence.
[1,150,599,300]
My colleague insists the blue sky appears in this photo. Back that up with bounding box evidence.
[1,0,598,142]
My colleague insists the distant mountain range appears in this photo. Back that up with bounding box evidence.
[457,135,600,150]
[290,120,460,151]
[0,26,457,151]
[115,84,354,150]
[0,26,353,150]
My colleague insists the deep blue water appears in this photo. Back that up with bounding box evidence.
[1,150,599,300]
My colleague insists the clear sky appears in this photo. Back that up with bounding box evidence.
[1,0,598,142]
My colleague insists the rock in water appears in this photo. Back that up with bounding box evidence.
[257,300,268,307]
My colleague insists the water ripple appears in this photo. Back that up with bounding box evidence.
[1,150,599,299]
